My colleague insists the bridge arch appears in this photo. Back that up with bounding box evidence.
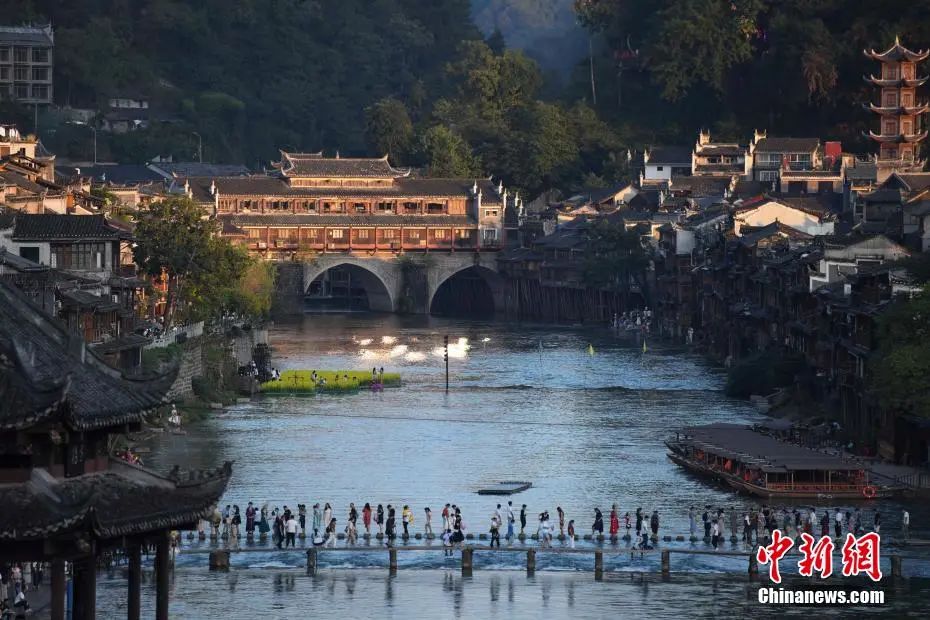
[303,259,396,312]
[428,264,505,317]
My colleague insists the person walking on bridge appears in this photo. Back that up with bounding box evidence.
[386,506,397,546]
[592,508,604,536]
[285,513,298,548]
[557,506,566,537]
[520,504,527,535]
[567,519,576,548]
[650,510,660,539]
[311,503,322,537]
[610,505,620,537]
[323,503,333,531]
[245,502,256,537]
[402,505,413,538]
[689,506,696,537]
[362,503,372,535]
[424,507,433,537]
[376,504,385,535]
[490,514,501,548]
[324,518,337,548]
[903,510,910,540]
[349,503,358,529]
[442,504,451,531]
[506,501,515,543]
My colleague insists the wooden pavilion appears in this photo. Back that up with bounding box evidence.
[0,281,231,619]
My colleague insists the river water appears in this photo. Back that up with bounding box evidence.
[95,315,930,617]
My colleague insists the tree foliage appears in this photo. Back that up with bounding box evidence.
[132,196,271,325]
[572,0,930,148]
[871,287,930,420]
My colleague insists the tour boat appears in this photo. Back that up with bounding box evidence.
[666,423,901,500]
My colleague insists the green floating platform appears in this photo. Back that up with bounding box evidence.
[261,369,401,394]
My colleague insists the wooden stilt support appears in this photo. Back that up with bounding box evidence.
[748,551,759,581]
[389,548,398,573]
[891,555,902,579]
[128,544,142,620]
[155,531,171,620]
[461,547,473,576]
[209,549,230,571]
[661,549,670,579]
[526,549,536,575]
[50,559,65,620]
[594,551,603,581]
[306,548,318,576]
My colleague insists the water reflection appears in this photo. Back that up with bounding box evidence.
[118,314,930,616]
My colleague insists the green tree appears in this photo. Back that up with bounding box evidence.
[417,125,482,177]
[871,287,930,420]
[133,196,215,327]
[365,98,414,161]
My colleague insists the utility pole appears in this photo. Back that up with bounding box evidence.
[444,335,449,392]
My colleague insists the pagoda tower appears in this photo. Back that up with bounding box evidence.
[863,37,930,174]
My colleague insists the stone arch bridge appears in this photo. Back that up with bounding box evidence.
[278,252,505,314]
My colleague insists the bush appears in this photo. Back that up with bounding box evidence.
[261,369,401,394]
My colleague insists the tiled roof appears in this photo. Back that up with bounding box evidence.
[0,281,176,431]
[68,164,164,185]
[0,169,45,194]
[12,214,127,241]
[60,289,121,311]
[150,162,250,179]
[696,145,745,156]
[0,459,231,541]
[199,176,503,203]
[647,146,692,164]
[220,214,476,227]
[753,137,819,153]
[845,163,877,182]
[280,153,405,178]
[670,175,732,196]
[0,247,48,272]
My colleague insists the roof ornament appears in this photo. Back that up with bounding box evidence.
[335,150,340,159]
[472,180,478,196]
[497,179,503,195]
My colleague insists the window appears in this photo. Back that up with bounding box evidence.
[51,243,106,270]
[19,246,39,263]
[426,202,444,214]
[354,202,367,213]
[323,202,344,213]
[406,230,421,240]
[247,228,262,239]
[297,200,315,212]
[14,66,27,81]
[903,120,913,135]
[32,48,49,63]
[0,67,8,80]
[884,121,897,135]
[656,166,664,172]
[31,84,48,100]
[13,47,27,63]
[484,209,499,217]
[377,202,393,213]
[381,229,397,239]
[0,47,9,62]
[330,229,344,239]
[32,67,48,81]
[482,229,499,242]
[903,92,914,107]
[757,170,778,182]
[14,83,28,99]
[356,229,370,240]
[884,91,897,107]
[403,202,419,213]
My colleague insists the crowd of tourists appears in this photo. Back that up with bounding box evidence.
[193,500,909,552]
[692,504,908,550]
[193,501,672,551]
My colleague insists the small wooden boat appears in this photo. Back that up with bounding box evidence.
[477,481,532,495]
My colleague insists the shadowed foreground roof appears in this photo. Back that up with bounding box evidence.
[0,281,176,431]
[0,459,232,542]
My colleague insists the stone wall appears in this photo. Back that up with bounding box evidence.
[273,262,305,316]
[166,337,204,401]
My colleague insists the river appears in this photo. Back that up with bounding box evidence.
[95,315,930,617]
